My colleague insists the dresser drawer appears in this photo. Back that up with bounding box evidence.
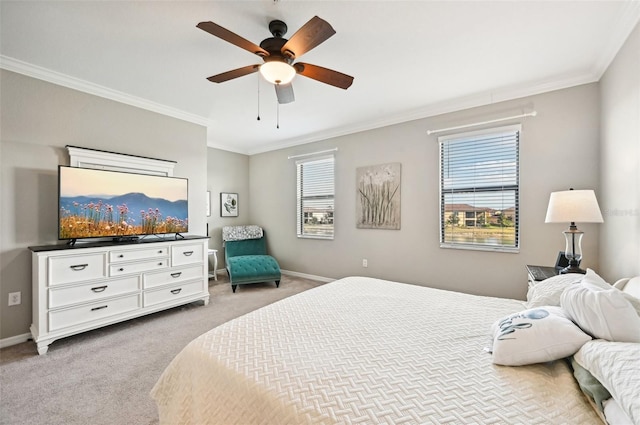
[172,244,203,267]
[110,259,168,277]
[49,276,140,309]
[110,246,169,263]
[143,280,205,308]
[143,265,203,290]
[48,294,141,332]
[48,253,107,286]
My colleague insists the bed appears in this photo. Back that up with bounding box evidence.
[151,273,640,424]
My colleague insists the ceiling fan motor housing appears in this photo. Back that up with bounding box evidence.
[260,37,293,64]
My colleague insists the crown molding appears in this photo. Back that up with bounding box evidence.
[1,54,603,158]
[0,55,212,128]
[246,70,600,156]
[240,8,640,156]
[591,1,640,80]
[206,140,250,155]
[5,0,638,160]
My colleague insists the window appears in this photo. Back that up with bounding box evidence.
[296,154,334,239]
[439,125,520,251]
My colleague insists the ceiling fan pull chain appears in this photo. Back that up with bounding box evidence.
[257,73,261,121]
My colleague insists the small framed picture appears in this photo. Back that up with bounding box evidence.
[220,192,238,217]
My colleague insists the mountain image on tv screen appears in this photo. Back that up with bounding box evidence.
[58,166,188,240]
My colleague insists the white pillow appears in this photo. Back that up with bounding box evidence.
[526,274,583,308]
[491,306,591,366]
[581,268,612,290]
[560,280,640,342]
[586,269,640,317]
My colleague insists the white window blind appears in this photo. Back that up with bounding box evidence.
[439,125,520,251]
[296,155,334,239]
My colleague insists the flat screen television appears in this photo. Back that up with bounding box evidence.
[58,165,188,242]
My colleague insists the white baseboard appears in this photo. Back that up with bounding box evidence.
[212,266,333,284]
[281,269,335,283]
[0,332,31,349]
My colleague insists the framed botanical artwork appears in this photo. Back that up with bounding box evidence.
[220,192,238,217]
[356,162,401,230]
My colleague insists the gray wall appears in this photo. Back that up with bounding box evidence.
[206,148,250,267]
[599,21,640,282]
[0,70,208,341]
[4,20,636,343]
[249,84,601,300]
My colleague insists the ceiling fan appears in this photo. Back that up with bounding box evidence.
[196,16,354,104]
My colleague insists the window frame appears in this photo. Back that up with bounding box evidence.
[438,124,520,253]
[296,154,335,240]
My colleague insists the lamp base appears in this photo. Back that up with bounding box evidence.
[559,265,586,274]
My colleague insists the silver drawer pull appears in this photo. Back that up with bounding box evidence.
[182,251,194,256]
[91,305,108,311]
[70,264,88,271]
[91,285,108,293]
[170,288,182,295]
[170,272,182,278]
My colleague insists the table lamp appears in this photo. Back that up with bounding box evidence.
[545,188,603,274]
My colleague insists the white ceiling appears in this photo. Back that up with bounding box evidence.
[2,1,639,155]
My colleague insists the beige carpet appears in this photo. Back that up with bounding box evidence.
[0,274,326,425]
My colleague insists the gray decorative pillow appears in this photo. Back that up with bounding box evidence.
[222,225,263,242]
[526,274,583,308]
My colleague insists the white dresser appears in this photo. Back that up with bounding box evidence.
[29,237,210,354]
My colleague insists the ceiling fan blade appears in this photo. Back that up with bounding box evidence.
[275,83,295,104]
[197,21,269,57]
[293,63,354,90]
[280,16,336,59]
[207,65,260,83]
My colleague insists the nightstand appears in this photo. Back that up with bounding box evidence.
[526,264,559,287]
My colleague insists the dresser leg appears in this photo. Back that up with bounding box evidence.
[36,343,49,355]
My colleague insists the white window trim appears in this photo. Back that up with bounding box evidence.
[296,153,335,240]
[438,124,521,253]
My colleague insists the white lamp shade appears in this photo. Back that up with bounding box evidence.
[259,62,296,85]
[545,189,604,223]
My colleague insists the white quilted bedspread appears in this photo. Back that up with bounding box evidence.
[574,340,640,425]
[151,276,602,424]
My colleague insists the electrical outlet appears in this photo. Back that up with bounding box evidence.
[362,259,368,268]
[8,292,21,306]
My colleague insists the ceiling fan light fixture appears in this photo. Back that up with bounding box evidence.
[260,61,296,85]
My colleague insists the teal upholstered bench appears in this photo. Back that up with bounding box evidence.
[225,235,281,293]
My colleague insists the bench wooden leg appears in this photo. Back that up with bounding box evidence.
[232,284,237,293]
[275,280,280,288]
